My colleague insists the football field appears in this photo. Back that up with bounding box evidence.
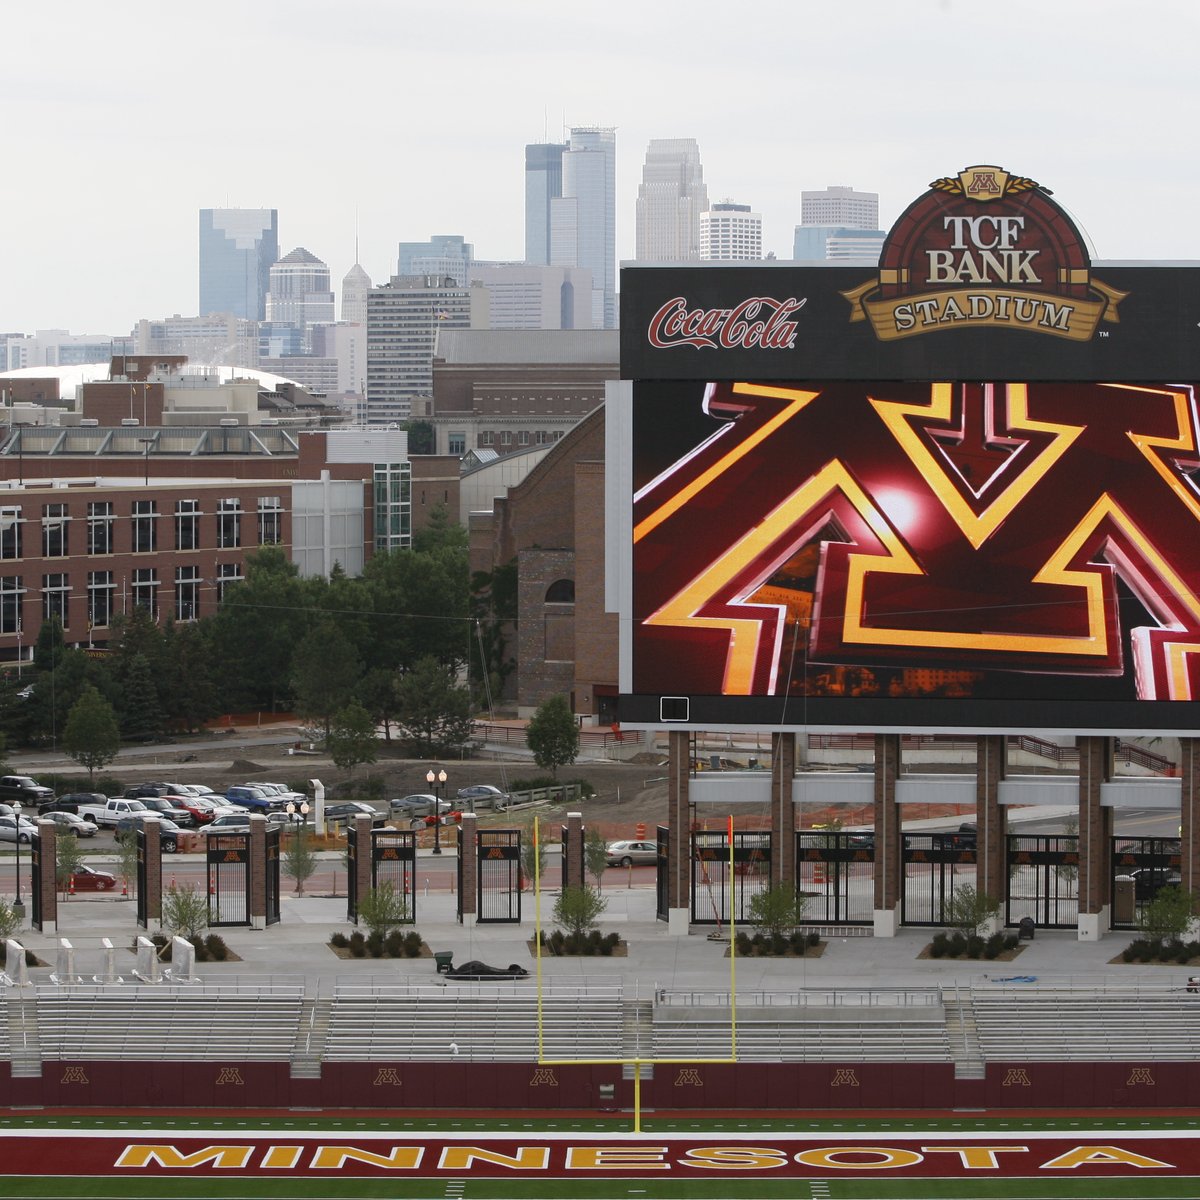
[2,1112,1199,1200]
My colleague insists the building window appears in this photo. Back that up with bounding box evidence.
[175,565,200,621]
[88,502,114,555]
[501,431,512,446]
[87,571,114,630]
[217,498,242,549]
[42,573,69,627]
[0,507,22,561]
[175,499,200,551]
[448,431,466,455]
[257,496,282,546]
[535,430,550,445]
[372,462,412,554]
[132,499,157,553]
[545,579,576,604]
[216,561,242,604]
[481,431,494,446]
[518,430,530,446]
[42,503,69,558]
[0,576,22,635]
[131,568,158,617]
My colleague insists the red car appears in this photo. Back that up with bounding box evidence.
[168,794,220,825]
[69,865,118,892]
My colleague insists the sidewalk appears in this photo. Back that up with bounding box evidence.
[9,877,1178,997]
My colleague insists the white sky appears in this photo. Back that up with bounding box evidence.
[3,0,1198,335]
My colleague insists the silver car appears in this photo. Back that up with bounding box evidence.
[605,839,658,867]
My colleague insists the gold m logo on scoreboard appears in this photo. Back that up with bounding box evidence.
[529,1068,558,1087]
[215,1067,245,1086]
[373,1068,401,1087]
[830,1068,859,1087]
[61,1066,89,1084]
[1127,1067,1155,1086]
[673,1068,704,1087]
[1002,1068,1032,1087]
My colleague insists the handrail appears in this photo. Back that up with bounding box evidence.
[655,986,941,1008]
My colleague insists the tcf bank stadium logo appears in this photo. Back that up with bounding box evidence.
[842,164,1125,341]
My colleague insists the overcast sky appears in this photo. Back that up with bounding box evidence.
[4,0,1198,336]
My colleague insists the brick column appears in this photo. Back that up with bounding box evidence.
[458,814,477,920]
[33,820,57,934]
[1181,738,1200,896]
[976,736,1007,905]
[771,732,797,887]
[142,817,162,931]
[666,729,691,934]
[873,733,902,936]
[248,815,268,931]
[564,812,585,890]
[1077,735,1113,940]
[350,815,373,925]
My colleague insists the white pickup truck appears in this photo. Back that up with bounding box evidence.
[75,797,150,828]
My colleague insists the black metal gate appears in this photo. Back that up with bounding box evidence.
[1111,836,1181,931]
[206,832,250,926]
[372,829,418,922]
[560,824,574,889]
[1006,835,1079,928]
[902,834,976,925]
[347,825,359,923]
[796,832,874,924]
[455,836,464,923]
[690,830,771,926]
[29,830,43,930]
[655,825,670,921]
[478,829,522,923]
[136,827,149,929]
[265,826,280,926]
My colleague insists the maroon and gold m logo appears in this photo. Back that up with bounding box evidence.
[1127,1067,1155,1086]
[61,1066,89,1084]
[530,1068,558,1087]
[674,1069,703,1087]
[373,1068,401,1087]
[967,171,1002,196]
[215,1067,244,1086]
[831,1068,859,1087]
[1002,1068,1031,1087]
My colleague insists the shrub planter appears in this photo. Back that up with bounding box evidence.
[328,929,430,959]
[729,930,826,958]
[1111,937,1200,965]
[920,931,1023,961]
[529,930,627,957]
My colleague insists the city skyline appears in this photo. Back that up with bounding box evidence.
[3,0,1198,334]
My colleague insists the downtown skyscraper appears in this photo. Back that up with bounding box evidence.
[541,127,616,330]
[635,138,708,262]
[198,209,279,321]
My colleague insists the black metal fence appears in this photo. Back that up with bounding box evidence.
[206,833,250,927]
[796,832,874,925]
[689,830,771,926]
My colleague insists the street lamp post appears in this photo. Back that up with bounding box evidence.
[11,800,24,920]
[138,437,154,487]
[426,767,447,855]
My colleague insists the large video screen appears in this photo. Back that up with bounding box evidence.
[627,377,1200,732]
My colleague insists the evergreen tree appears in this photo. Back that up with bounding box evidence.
[526,694,579,777]
[394,656,474,755]
[63,684,121,783]
[120,653,162,742]
[291,621,361,739]
[326,702,378,778]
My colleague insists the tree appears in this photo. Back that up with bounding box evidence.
[359,667,401,743]
[584,826,609,891]
[115,829,139,897]
[0,897,20,941]
[291,621,361,739]
[526,694,579,778]
[326,702,378,777]
[55,833,86,894]
[747,884,807,939]
[553,885,608,940]
[356,882,409,935]
[119,653,162,742]
[283,827,318,896]
[1140,885,1196,943]
[403,419,434,455]
[943,885,1002,937]
[469,560,517,708]
[394,656,474,755]
[161,883,209,940]
[62,684,121,783]
[34,615,66,673]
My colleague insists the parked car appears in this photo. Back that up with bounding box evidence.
[1128,867,1182,902]
[456,784,511,811]
[224,785,278,812]
[68,864,118,892]
[0,814,38,843]
[41,811,98,838]
[389,794,449,818]
[0,775,54,806]
[136,796,197,827]
[247,781,308,806]
[124,783,175,800]
[605,839,658,867]
[323,801,385,827]
[407,810,463,830]
[205,812,253,834]
[167,794,223,825]
[42,792,107,815]
[950,822,977,850]
[114,815,187,853]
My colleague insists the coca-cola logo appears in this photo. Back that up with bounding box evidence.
[647,296,806,350]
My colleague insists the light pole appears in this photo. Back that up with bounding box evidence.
[426,767,447,855]
[11,800,23,920]
[138,436,154,487]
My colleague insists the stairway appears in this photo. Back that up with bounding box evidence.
[290,995,331,1079]
[8,996,42,1078]
[943,994,986,1080]
[621,999,654,1079]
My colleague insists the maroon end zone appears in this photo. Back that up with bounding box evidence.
[1,1131,1196,1180]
